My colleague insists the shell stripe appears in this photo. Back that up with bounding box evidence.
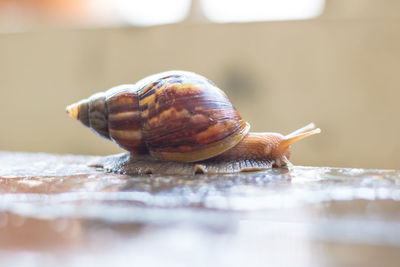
[108,111,141,130]
[109,129,142,143]
[107,93,139,113]
[139,86,156,100]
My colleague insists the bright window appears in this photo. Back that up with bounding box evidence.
[201,0,325,23]
[114,0,191,26]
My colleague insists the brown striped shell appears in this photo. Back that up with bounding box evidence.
[67,71,250,162]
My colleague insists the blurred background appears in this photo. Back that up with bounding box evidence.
[0,0,399,169]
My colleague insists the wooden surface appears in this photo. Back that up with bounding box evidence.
[0,151,400,267]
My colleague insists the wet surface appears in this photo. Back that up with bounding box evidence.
[0,151,400,267]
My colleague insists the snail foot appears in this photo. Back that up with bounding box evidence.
[92,153,276,175]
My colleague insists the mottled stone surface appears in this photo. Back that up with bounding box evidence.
[0,151,399,267]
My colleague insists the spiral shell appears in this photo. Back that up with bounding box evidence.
[67,71,250,162]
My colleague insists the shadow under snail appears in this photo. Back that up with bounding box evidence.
[66,71,321,175]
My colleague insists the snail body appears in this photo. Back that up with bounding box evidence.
[67,71,320,174]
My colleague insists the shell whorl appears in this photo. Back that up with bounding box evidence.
[106,85,147,154]
[137,72,249,162]
[67,71,250,162]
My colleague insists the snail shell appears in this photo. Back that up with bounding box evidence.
[67,71,321,174]
[67,71,249,162]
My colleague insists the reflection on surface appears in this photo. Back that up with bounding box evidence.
[0,152,399,267]
[0,213,83,250]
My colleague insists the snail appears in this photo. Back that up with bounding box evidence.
[66,71,320,175]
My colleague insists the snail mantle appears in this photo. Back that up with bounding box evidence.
[67,70,320,175]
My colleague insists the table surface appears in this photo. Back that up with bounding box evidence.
[0,151,399,267]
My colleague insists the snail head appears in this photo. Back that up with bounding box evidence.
[269,123,321,166]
